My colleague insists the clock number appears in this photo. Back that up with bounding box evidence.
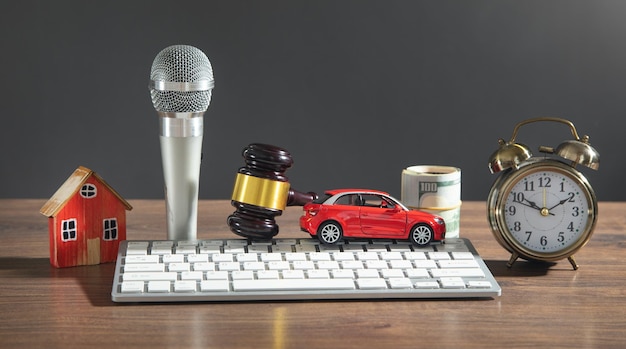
[538,176,551,188]
[512,192,525,203]
[524,181,534,192]
[572,206,580,217]
[557,232,565,243]
[567,222,574,232]
[567,192,575,202]
[525,231,532,241]
[540,236,548,246]
[507,206,516,216]
[513,222,521,232]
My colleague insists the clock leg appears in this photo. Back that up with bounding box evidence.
[507,252,519,268]
[568,256,579,270]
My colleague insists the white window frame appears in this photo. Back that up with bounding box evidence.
[80,184,97,198]
[61,218,78,242]
[103,218,118,241]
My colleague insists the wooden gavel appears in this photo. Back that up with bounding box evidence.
[227,143,318,240]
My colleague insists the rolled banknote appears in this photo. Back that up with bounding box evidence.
[401,165,461,238]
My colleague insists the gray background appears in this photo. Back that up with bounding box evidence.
[1,0,624,202]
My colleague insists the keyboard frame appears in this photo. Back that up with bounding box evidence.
[111,238,501,302]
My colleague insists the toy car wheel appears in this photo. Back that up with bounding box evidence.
[317,221,343,244]
[410,224,433,246]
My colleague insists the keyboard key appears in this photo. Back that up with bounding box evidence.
[292,260,315,270]
[438,260,480,268]
[125,255,159,264]
[468,281,493,289]
[181,271,203,280]
[148,280,171,293]
[307,269,330,279]
[120,281,144,293]
[404,252,427,260]
[413,260,437,269]
[356,269,380,278]
[428,252,451,260]
[218,262,241,271]
[267,261,290,270]
[205,271,229,280]
[389,260,412,269]
[168,263,190,272]
[232,278,356,291]
[331,269,355,279]
[452,252,475,260]
[124,263,164,272]
[332,252,355,261]
[187,254,209,263]
[285,252,307,261]
[309,252,331,261]
[440,277,466,289]
[162,254,184,263]
[366,260,388,270]
[381,269,404,278]
[356,278,387,289]
[257,270,279,280]
[243,261,266,271]
[406,269,430,278]
[380,251,403,260]
[282,270,305,279]
[212,254,234,262]
[175,245,197,254]
[357,252,379,261]
[317,261,340,270]
[123,272,177,281]
[174,280,197,292]
[260,253,283,262]
[430,268,485,278]
[414,281,440,289]
[200,280,230,292]
[232,270,254,280]
[341,260,364,269]
[126,242,149,255]
[236,253,259,262]
[193,262,215,271]
[388,278,413,289]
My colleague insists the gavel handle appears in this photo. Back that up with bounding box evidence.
[287,189,318,206]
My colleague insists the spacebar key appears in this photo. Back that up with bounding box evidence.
[233,279,356,291]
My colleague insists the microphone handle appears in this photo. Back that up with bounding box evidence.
[159,116,203,240]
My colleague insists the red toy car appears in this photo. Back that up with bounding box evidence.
[300,189,446,246]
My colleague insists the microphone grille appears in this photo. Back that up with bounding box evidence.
[149,45,214,113]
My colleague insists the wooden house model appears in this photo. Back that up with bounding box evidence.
[40,166,133,268]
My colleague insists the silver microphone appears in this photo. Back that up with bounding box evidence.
[149,45,214,240]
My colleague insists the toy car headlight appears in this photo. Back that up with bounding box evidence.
[434,217,445,225]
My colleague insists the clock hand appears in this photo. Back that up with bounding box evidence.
[523,198,542,211]
[548,197,570,211]
[522,198,555,216]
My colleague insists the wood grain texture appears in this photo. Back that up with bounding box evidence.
[1,199,625,348]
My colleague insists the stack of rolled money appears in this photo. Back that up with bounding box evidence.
[401,165,461,238]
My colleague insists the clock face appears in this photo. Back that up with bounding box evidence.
[496,162,596,259]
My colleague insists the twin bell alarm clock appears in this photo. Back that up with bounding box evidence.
[487,117,600,270]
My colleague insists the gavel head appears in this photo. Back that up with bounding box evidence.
[227,143,317,240]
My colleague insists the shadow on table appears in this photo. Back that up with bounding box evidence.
[0,256,116,307]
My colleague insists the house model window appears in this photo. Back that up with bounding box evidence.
[103,218,118,241]
[80,184,97,198]
[61,219,78,242]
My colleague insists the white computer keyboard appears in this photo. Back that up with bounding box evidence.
[111,237,501,302]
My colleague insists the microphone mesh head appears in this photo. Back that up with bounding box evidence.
[149,45,214,113]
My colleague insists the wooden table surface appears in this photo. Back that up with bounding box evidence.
[1,199,625,348]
